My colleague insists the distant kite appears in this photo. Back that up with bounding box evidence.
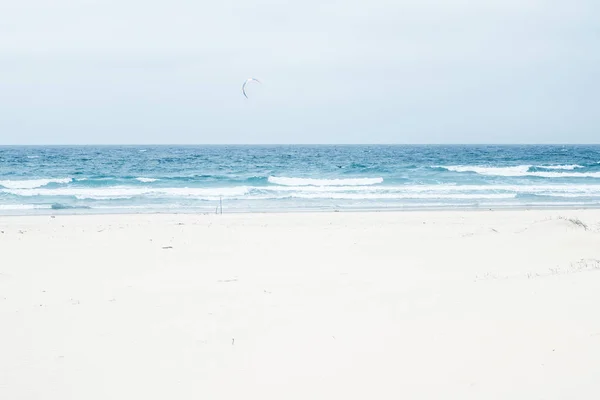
[242,78,261,98]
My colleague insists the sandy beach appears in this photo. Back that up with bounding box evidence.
[1,209,600,399]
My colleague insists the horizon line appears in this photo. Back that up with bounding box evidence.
[2,143,600,147]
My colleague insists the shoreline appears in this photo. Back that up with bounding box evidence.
[3,203,600,217]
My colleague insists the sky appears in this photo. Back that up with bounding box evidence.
[0,0,598,145]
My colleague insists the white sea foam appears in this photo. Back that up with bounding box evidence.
[4,183,600,202]
[441,165,531,176]
[0,178,72,189]
[259,184,600,195]
[2,186,251,200]
[442,165,600,178]
[246,193,517,200]
[538,164,584,170]
[0,204,51,210]
[254,185,600,200]
[268,176,383,186]
[136,177,159,183]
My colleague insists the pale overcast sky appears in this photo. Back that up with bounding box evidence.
[0,0,598,144]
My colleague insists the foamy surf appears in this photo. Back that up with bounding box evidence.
[135,177,159,183]
[0,204,50,210]
[0,178,72,189]
[5,184,600,202]
[2,186,251,200]
[441,165,600,178]
[538,164,584,170]
[268,176,384,186]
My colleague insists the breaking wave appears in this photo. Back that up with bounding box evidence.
[441,165,600,178]
[0,178,72,189]
[268,176,384,186]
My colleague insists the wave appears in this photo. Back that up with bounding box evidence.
[244,193,517,200]
[135,177,159,183]
[441,165,600,178]
[51,204,92,210]
[0,175,389,189]
[257,184,600,195]
[0,204,93,210]
[268,176,384,186]
[2,186,251,200]
[0,178,72,189]
[537,164,584,170]
[28,175,267,186]
[0,204,51,210]
[5,183,600,202]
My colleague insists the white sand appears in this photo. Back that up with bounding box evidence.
[1,210,600,399]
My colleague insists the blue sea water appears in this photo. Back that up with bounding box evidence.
[1,145,600,214]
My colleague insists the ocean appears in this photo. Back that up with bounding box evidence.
[1,145,600,214]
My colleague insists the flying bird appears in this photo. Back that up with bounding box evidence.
[242,78,261,99]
